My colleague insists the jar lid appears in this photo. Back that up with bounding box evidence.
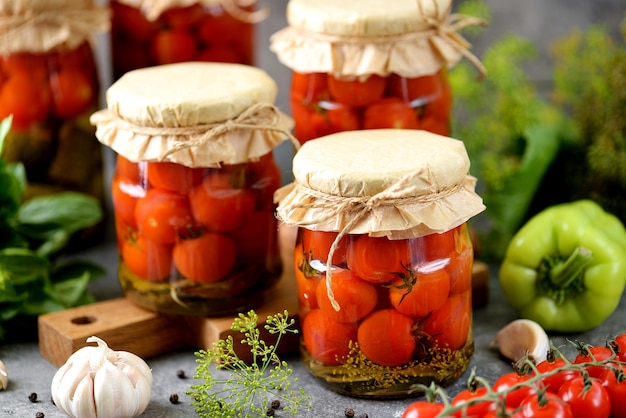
[275,129,485,239]
[91,62,296,167]
[115,0,266,22]
[0,0,110,54]
[270,0,485,78]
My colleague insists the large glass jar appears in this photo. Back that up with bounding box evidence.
[0,0,110,243]
[270,0,486,145]
[110,0,265,80]
[275,129,486,397]
[91,62,296,316]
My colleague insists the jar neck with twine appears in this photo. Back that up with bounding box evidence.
[276,170,470,312]
[0,1,110,54]
[91,102,300,166]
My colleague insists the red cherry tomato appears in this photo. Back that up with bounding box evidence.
[294,244,321,310]
[516,392,574,418]
[134,188,193,244]
[327,74,386,107]
[189,173,255,232]
[316,269,378,323]
[363,97,419,129]
[421,291,471,350]
[557,375,611,418]
[147,161,204,193]
[492,371,536,409]
[401,401,444,418]
[150,28,197,64]
[290,71,328,102]
[450,387,494,417]
[302,308,356,365]
[346,235,411,283]
[172,232,236,283]
[613,333,626,361]
[301,229,347,266]
[534,357,581,393]
[573,345,614,378]
[122,236,173,282]
[388,268,450,318]
[597,366,626,418]
[357,309,416,367]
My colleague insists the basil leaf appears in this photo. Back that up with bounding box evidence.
[0,248,49,285]
[17,191,102,232]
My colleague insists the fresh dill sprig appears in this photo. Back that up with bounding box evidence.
[187,310,311,418]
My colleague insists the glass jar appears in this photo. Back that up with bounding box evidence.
[0,0,110,243]
[91,62,296,316]
[275,129,486,397]
[270,0,486,145]
[110,0,265,80]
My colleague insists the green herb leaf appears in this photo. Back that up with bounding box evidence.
[188,310,310,418]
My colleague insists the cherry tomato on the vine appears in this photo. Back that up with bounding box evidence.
[401,401,444,418]
[450,386,495,417]
[573,345,614,378]
[611,333,626,361]
[597,366,626,418]
[557,375,611,418]
[492,371,536,409]
[533,357,581,393]
[516,392,574,418]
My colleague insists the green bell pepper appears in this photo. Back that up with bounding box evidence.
[499,199,626,332]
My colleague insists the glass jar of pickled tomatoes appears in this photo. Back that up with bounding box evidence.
[275,129,486,397]
[0,0,110,243]
[91,62,296,316]
[270,0,486,145]
[110,0,266,80]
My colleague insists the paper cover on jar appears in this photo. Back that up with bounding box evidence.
[269,0,486,78]
[114,0,267,22]
[91,62,296,167]
[275,129,485,240]
[0,0,110,54]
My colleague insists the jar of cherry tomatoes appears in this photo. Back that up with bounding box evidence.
[0,0,109,242]
[110,0,266,80]
[91,62,296,316]
[270,0,486,144]
[275,129,485,397]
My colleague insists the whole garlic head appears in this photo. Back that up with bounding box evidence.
[51,336,152,418]
[0,359,8,390]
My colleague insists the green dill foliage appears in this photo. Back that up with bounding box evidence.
[188,310,311,418]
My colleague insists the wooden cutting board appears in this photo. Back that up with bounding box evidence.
[38,225,489,367]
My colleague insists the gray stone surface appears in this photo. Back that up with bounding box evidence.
[2,1,624,417]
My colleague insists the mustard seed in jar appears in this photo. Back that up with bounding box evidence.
[91,62,296,316]
[275,129,485,398]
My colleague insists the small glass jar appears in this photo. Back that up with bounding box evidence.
[0,0,110,243]
[110,0,264,80]
[91,62,295,316]
[275,129,486,397]
[270,0,485,145]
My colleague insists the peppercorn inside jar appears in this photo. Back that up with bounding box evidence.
[0,0,110,243]
[270,0,485,145]
[110,0,265,80]
[275,129,486,397]
[91,62,295,316]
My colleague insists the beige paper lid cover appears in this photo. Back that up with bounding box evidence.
[114,0,264,22]
[91,62,295,167]
[270,0,485,78]
[275,129,485,239]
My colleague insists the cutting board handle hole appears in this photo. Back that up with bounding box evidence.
[71,315,97,325]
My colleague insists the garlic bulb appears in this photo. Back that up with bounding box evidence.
[0,359,8,390]
[51,336,152,418]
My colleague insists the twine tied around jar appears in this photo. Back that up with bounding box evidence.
[418,0,487,79]
[109,102,300,160]
[0,4,110,54]
[220,0,269,23]
[281,169,466,312]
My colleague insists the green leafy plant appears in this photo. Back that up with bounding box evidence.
[451,1,626,260]
[188,310,310,418]
[0,115,104,340]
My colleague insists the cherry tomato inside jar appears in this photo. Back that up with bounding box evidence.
[289,69,451,144]
[113,152,283,316]
[296,224,474,397]
[110,1,255,80]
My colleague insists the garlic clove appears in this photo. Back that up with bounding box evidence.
[0,360,8,390]
[490,318,550,364]
[69,376,97,418]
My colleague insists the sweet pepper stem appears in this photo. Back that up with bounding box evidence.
[548,246,593,288]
